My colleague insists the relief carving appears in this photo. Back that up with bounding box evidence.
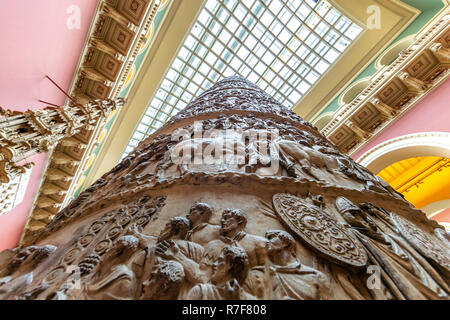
[273,193,368,269]
[336,197,450,300]
[1,76,447,300]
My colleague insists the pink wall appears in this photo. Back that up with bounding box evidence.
[0,0,98,251]
[353,78,450,225]
[353,78,450,160]
[433,208,450,225]
[0,153,48,249]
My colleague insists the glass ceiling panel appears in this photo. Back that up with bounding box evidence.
[121,0,362,159]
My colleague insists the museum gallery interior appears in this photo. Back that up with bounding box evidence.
[0,0,449,300]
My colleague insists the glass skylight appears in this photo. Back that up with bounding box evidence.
[122,0,362,158]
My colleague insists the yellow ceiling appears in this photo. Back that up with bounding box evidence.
[377,157,450,209]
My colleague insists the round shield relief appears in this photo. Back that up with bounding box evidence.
[272,193,368,268]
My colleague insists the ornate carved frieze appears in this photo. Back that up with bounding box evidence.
[1,77,448,300]
[0,165,31,215]
[21,0,162,237]
[0,99,123,184]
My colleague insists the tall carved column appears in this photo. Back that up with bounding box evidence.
[0,77,448,300]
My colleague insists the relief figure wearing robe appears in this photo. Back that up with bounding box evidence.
[185,245,250,300]
[83,235,143,300]
[265,230,330,300]
[336,197,449,300]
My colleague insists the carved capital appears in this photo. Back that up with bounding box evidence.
[397,71,428,93]
[429,42,450,63]
[370,98,398,117]
[345,120,372,140]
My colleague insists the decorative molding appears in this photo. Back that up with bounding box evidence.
[356,132,450,173]
[297,0,421,120]
[311,112,335,131]
[68,0,172,201]
[322,9,450,155]
[424,200,450,217]
[375,35,416,69]
[20,0,162,242]
[0,99,123,214]
[338,77,372,106]
[82,0,199,187]
[0,166,31,215]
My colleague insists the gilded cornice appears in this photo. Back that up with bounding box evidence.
[21,0,164,244]
[322,8,450,155]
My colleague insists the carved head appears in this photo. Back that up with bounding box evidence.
[335,197,361,221]
[141,259,185,300]
[158,217,190,241]
[211,245,249,285]
[187,202,213,226]
[220,208,247,236]
[8,245,57,275]
[265,230,296,256]
[106,236,139,262]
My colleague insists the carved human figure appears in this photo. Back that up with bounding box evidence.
[203,209,267,269]
[361,203,450,296]
[168,130,247,176]
[140,259,185,300]
[202,208,268,298]
[185,245,250,300]
[0,245,56,300]
[244,129,281,176]
[312,145,395,194]
[185,202,219,246]
[154,217,205,280]
[265,230,330,300]
[135,216,189,285]
[274,137,325,181]
[337,197,449,300]
[84,236,143,300]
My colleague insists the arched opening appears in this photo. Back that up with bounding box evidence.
[375,35,416,69]
[357,132,450,228]
[377,156,450,208]
[339,77,372,106]
[312,112,334,131]
[357,132,450,173]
